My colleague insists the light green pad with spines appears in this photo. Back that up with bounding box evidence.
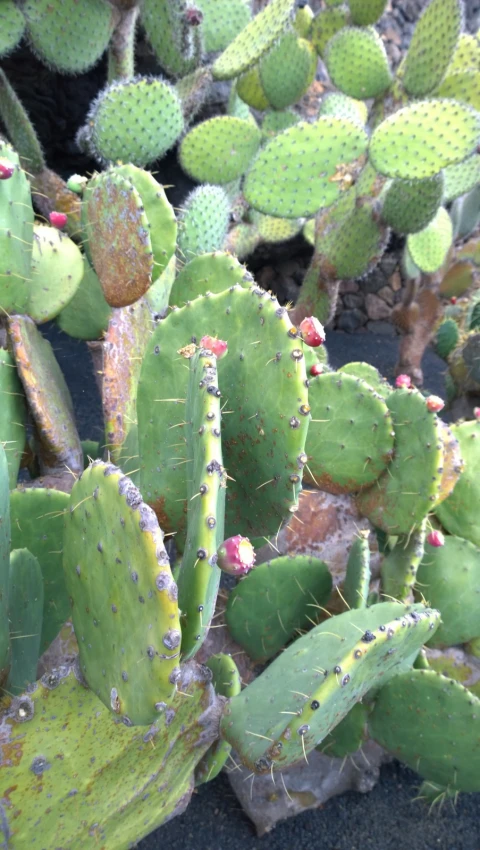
[259,32,317,110]
[0,141,33,315]
[0,444,10,687]
[357,389,444,535]
[177,185,230,261]
[250,211,303,244]
[415,535,480,647]
[0,663,217,849]
[177,350,226,660]
[318,702,368,758]
[319,92,368,127]
[304,371,394,494]
[195,653,241,786]
[343,532,371,609]
[325,27,392,100]
[0,349,25,489]
[348,0,387,26]
[179,116,262,185]
[236,68,270,111]
[402,0,463,97]
[220,602,440,772]
[10,488,72,653]
[28,224,83,323]
[436,70,480,111]
[198,0,251,52]
[170,252,250,306]
[0,0,25,57]
[7,548,43,695]
[338,362,391,398]
[226,555,332,662]
[86,77,184,168]
[369,100,480,180]
[407,207,453,273]
[381,174,444,235]
[369,668,480,791]
[443,155,480,203]
[244,117,368,219]
[447,33,480,75]
[212,0,296,80]
[314,194,389,280]
[23,0,114,73]
[56,257,111,340]
[381,519,427,601]
[146,254,177,315]
[141,0,202,78]
[435,421,480,546]
[138,287,309,549]
[262,109,300,139]
[63,461,181,725]
[310,7,349,57]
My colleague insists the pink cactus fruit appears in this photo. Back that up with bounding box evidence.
[49,211,68,229]
[310,363,323,377]
[216,535,256,577]
[0,159,15,180]
[427,530,445,547]
[474,407,480,421]
[426,395,444,413]
[395,374,412,389]
[200,336,228,360]
[299,316,326,347]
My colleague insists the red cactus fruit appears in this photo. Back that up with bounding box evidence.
[427,530,445,547]
[0,159,15,180]
[217,535,255,577]
[426,395,444,413]
[450,296,457,304]
[310,363,323,377]
[200,336,228,360]
[299,316,326,347]
[49,211,68,229]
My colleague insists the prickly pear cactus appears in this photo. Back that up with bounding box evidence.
[28,224,84,323]
[0,444,10,688]
[7,548,43,695]
[0,349,26,489]
[259,31,317,110]
[381,519,427,601]
[198,0,251,52]
[0,141,34,314]
[407,207,453,273]
[195,653,241,786]
[381,174,444,234]
[179,116,262,185]
[435,421,480,547]
[141,0,203,78]
[401,0,463,97]
[0,0,25,57]
[170,252,251,306]
[343,531,371,609]
[325,27,392,100]
[56,257,111,340]
[177,185,230,260]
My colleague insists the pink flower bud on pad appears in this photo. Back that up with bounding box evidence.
[426,395,444,413]
[395,374,411,389]
[217,535,255,576]
[427,530,445,547]
[0,159,15,180]
[200,336,228,359]
[49,211,67,229]
[299,317,325,347]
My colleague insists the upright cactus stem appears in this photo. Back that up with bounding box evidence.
[107,4,139,81]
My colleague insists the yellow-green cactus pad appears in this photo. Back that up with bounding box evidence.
[325,27,392,100]
[407,207,453,273]
[179,116,262,185]
[402,0,464,97]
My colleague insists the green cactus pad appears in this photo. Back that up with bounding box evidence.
[369,100,480,180]
[212,0,296,80]
[318,702,368,757]
[357,389,444,535]
[237,67,271,110]
[436,70,480,111]
[304,371,394,493]
[315,194,389,280]
[381,519,427,602]
[319,92,368,127]
[221,602,440,772]
[447,33,480,75]
[7,548,43,695]
[63,461,181,725]
[0,662,218,848]
[8,316,83,478]
[195,653,241,786]
[138,287,309,548]
[179,117,262,185]
[10,488,71,653]
[415,535,480,648]
[381,174,444,235]
[0,141,33,315]
[198,0,251,52]
[338,362,391,398]
[170,252,250,306]
[226,555,332,662]
[343,531,371,609]
[250,211,303,244]
[176,67,213,124]
[294,3,314,37]
[56,257,111,340]
[310,7,349,58]
[259,32,317,110]
[325,27,392,100]
[402,0,463,97]
[442,154,480,203]
[224,223,262,260]
[261,109,300,139]
[348,0,387,26]
[177,185,230,261]
[141,0,203,78]
[23,0,115,73]
[146,254,177,316]
[244,117,368,219]
[435,318,460,359]
[0,444,10,687]
[0,0,25,57]
[369,669,480,791]
[0,349,25,489]
[407,207,453,273]
[27,224,83,323]
[85,77,184,168]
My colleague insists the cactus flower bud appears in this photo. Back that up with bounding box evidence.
[427,530,445,547]
[310,363,323,377]
[299,316,325,347]
[450,296,457,304]
[474,407,480,421]
[0,159,15,180]
[217,535,255,576]
[185,7,203,25]
[426,395,444,413]
[49,211,67,229]
[67,174,88,194]
[200,336,228,360]
[395,374,411,389]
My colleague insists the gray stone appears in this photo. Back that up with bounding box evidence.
[367,320,397,335]
[337,309,367,332]
[365,293,391,321]
[377,286,395,306]
[343,293,364,310]
[360,270,387,294]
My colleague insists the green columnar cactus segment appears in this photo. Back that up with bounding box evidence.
[10,488,71,653]
[0,141,33,315]
[56,257,112,340]
[195,653,242,786]
[197,0,251,52]
[435,318,460,359]
[237,67,270,110]
[415,535,480,648]
[0,349,26,489]
[212,0,296,80]
[23,0,115,73]
[180,117,262,185]
[310,7,349,58]
[436,70,480,111]
[0,0,25,57]
[407,207,453,273]
[369,669,480,791]
[318,702,368,757]
[381,519,427,601]
[63,461,181,725]
[304,372,394,493]
[319,92,368,127]
[138,287,309,548]
[0,663,219,849]
[0,444,10,687]
[259,32,317,110]
[402,0,463,97]
[146,254,177,315]
[381,174,444,235]
[27,224,84,323]
[357,389,444,535]
[170,252,250,306]
[261,109,300,139]
[343,532,371,609]
[325,27,392,100]
[338,362,391,398]
[244,117,368,219]
[369,101,480,180]
[141,0,203,78]
[6,548,43,695]
[225,555,332,662]
[220,602,440,772]
[177,185,230,260]
[8,316,83,478]
[348,0,387,26]
[84,77,185,168]
[177,350,226,660]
